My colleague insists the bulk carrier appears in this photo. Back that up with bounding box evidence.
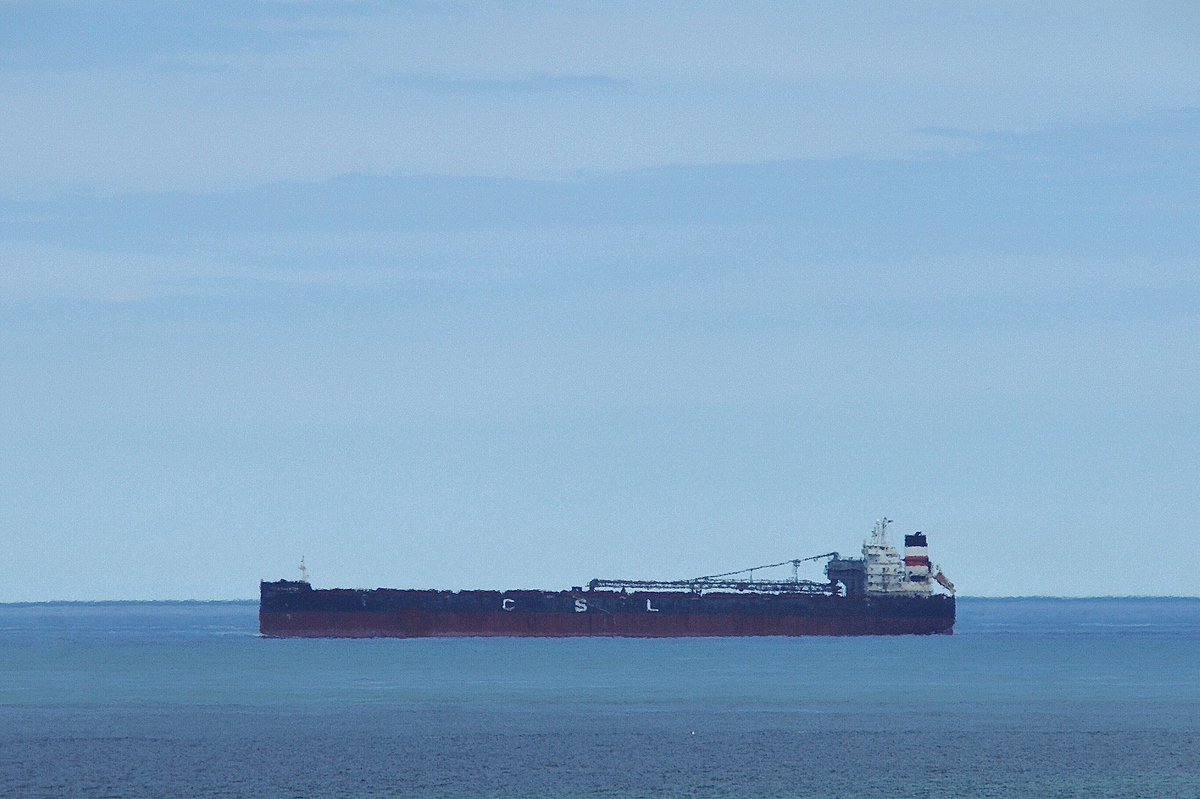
[260,518,955,637]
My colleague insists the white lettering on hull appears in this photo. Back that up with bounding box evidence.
[574,599,588,612]
[646,599,660,612]
[502,598,515,611]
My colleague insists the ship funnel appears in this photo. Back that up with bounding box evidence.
[903,533,932,594]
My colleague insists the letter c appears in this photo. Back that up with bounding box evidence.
[502,598,515,611]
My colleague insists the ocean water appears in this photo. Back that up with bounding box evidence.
[1,598,1197,798]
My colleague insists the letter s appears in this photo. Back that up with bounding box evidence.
[574,598,587,613]
[502,598,515,611]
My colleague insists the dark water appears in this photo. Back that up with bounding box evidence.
[1,598,1197,798]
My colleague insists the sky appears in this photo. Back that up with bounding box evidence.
[1,1,1197,600]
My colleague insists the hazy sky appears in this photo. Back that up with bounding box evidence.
[2,1,1197,600]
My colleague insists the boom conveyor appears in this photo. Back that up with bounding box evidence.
[588,552,841,595]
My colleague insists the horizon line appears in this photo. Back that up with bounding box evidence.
[2,594,1199,607]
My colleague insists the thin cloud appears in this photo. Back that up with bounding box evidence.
[2,3,1197,196]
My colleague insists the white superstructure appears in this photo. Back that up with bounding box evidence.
[861,517,942,595]
[863,518,906,594]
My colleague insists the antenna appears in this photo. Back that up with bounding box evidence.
[298,556,309,584]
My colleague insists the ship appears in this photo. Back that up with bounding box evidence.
[259,518,955,637]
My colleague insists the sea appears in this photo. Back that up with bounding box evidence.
[1,598,1197,799]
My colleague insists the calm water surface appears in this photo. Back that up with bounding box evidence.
[1,598,1197,798]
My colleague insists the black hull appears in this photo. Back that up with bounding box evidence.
[260,581,955,637]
